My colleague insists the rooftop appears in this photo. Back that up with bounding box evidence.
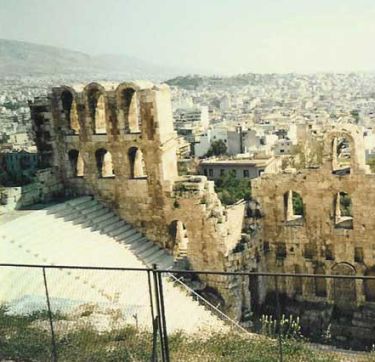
[200,158,271,167]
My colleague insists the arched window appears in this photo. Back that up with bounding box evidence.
[95,94,106,134]
[314,265,327,297]
[332,263,356,306]
[168,220,189,257]
[87,87,107,134]
[284,190,304,223]
[95,148,114,178]
[61,90,79,133]
[68,150,84,177]
[335,192,353,229]
[120,88,141,133]
[332,136,351,175]
[364,267,375,302]
[61,90,72,120]
[128,147,147,178]
[70,99,80,134]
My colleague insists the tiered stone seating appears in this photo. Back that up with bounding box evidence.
[0,197,229,333]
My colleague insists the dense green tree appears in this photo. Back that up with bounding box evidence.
[215,170,251,205]
[206,140,227,157]
[292,192,304,215]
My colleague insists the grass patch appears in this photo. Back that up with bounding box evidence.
[0,305,374,361]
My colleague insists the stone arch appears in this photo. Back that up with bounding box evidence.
[284,190,304,222]
[119,87,141,133]
[61,89,80,133]
[334,191,353,229]
[168,220,189,257]
[128,147,147,178]
[332,262,356,306]
[314,265,327,297]
[364,266,375,302]
[68,149,84,177]
[85,83,107,134]
[332,136,351,175]
[323,126,368,174]
[95,148,114,178]
[70,99,80,134]
[61,90,72,120]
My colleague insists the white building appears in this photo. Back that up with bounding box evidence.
[273,138,293,156]
[174,106,209,131]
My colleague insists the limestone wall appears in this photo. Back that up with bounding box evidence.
[0,168,63,212]
[29,82,248,290]
[252,125,375,306]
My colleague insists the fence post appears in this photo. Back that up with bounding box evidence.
[151,316,159,362]
[274,275,283,362]
[157,269,170,362]
[147,270,156,327]
[152,264,169,362]
[42,267,58,362]
[148,270,159,362]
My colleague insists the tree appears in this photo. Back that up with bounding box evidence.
[340,193,352,217]
[206,140,227,157]
[292,192,304,215]
[215,170,251,205]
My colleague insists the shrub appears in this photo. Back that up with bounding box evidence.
[215,170,251,205]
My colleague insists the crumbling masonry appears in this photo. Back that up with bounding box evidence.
[30,82,375,345]
[29,81,255,320]
[251,124,375,346]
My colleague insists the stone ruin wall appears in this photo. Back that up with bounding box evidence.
[0,168,62,212]
[31,79,375,327]
[251,125,375,345]
[30,81,254,319]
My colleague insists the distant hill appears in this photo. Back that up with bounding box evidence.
[0,39,184,80]
[165,74,266,89]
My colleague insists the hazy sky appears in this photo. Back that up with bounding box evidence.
[1,0,375,74]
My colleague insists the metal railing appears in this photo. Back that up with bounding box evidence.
[1,262,375,362]
[166,271,250,335]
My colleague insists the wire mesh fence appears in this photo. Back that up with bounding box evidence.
[1,263,375,361]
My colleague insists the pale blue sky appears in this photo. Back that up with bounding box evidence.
[1,0,375,74]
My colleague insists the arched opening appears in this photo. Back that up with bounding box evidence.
[120,88,141,133]
[335,192,353,229]
[168,220,189,258]
[70,99,80,134]
[61,90,73,120]
[61,90,79,133]
[332,136,351,175]
[128,147,147,178]
[364,267,375,302]
[314,265,327,297]
[284,190,304,223]
[95,148,114,178]
[332,263,356,307]
[68,150,84,177]
[87,86,107,134]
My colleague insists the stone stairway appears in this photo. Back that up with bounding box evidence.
[47,196,174,270]
[0,196,239,333]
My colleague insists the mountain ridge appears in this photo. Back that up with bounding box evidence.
[0,38,183,80]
